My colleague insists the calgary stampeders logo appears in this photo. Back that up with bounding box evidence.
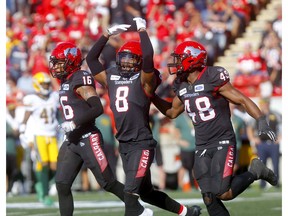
[136,150,150,178]
[90,134,108,172]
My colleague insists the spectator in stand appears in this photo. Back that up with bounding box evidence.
[89,0,110,32]
[65,16,86,45]
[236,42,263,76]
[233,42,272,97]
[124,0,145,25]
[8,41,28,81]
[109,0,126,25]
[27,47,49,76]
[16,70,34,95]
[192,23,218,65]
[29,14,49,51]
[230,0,252,27]
[259,31,282,88]
[152,4,175,52]
[272,5,282,39]
[246,97,282,189]
[6,75,25,105]
[204,0,242,53]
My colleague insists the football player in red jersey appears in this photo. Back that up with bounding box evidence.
[151,41,278,216]
[86,18,201,216]
[49,42,126,216]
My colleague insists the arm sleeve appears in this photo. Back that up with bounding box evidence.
[73,96,104,126]
[86,35,108,76]
[139,31,154,73]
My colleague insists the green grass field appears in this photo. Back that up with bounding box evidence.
[6,183,282,216]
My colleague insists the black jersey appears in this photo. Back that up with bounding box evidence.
[106,67,153,143]
[173,66,236,150]
[59,70,98,140]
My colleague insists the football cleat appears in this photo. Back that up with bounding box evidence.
[42,196,54,207]
[249,158,278,186]
[186,205,202,216]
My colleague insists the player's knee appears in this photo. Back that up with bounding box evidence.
[56,182,71,196]
[202,192,214,206]
[202,192,230,216]
[218,190,233,201]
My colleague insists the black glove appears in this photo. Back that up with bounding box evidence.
[257,116,276,141]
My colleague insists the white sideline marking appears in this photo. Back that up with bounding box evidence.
[6,192,281,209]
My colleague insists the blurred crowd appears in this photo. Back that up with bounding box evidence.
[6,0,282,197]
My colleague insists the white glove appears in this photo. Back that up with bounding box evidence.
[19,133,29,148]
[107,24,131,36]
[59,121,76,133]
[133,17,146,31]
[19,123,26,134]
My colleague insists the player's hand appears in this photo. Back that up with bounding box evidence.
[107,24,131,36]
[257,116,276,141]
[19,133,29,148]
[19,123,26,134]
[133,17,146,31]
[59,121,76,133]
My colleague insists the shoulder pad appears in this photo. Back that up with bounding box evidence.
[207,66,230,87]
[70,70,95,89]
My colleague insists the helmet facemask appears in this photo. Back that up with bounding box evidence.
[35,82,51,96]
[168,41,207,76]
[49,57,68,80]
[116,52,142,78]
[33,73,52,96]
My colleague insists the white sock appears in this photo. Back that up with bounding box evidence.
[139,208,153,216]
[179,206,187,216]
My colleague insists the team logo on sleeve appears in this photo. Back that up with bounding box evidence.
[194,84,204,92]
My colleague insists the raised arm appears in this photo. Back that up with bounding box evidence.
[86,24,131,88]
[133,17,158,97]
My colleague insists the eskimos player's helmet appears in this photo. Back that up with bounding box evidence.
[168,41,207,75]
[116,41,142,78]
[32,72,52,96]
[49,42,83,79]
